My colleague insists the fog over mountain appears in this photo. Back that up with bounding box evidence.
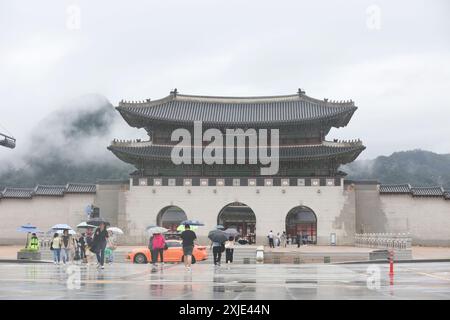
[0,94,134,188]
[343,150,450,188]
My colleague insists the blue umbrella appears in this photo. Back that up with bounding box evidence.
[16,223,40,233]
[180,219,204,226]
[51,224,73,230]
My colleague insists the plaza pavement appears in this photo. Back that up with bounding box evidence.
[2,245,450,261]
[0,261,449,299]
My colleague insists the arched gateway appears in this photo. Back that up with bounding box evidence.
[218,202,256,244]
[157,206,187,231]
[286,206,317,244]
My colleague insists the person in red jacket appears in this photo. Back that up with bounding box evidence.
[151,233,166,267]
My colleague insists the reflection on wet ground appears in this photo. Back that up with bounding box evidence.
[0,262,449,299]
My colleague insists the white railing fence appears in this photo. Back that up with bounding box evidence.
[355,233,412,250]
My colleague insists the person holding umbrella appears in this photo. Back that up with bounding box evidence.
[225,236,235,264]
[50,233,62,264]
[151,232,166,267]
[16,223,40,249]
[61,229,75,264]
[208,226,227,267]
[91,222,109,269]
[223,228,239,264]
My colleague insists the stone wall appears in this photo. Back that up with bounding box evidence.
[380,195,450,246]
[0,194,95,244]
[353,183,450,246]
[1,180,448,247]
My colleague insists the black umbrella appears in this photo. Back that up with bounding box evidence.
[208,229,228,243]
[86,217,110,227]
[180,219,204,226]
[224,228,240,237]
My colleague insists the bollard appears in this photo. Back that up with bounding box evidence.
[389,250,394,276]
[256,246,264,264]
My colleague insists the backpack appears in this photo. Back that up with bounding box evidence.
[220,243,225,253]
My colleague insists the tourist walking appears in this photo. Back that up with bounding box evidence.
[268,230,274,248]
[211,240,223,266]
[73,236,82,264]
[50,233,61,264]
[281,231,287,248]
[105,231,116,264]
[79,233,86,262]
[180,224,197,271]
[91,222,109,269]
[276,232,281,247]
[151,232,166,267]
[61,229,75,264]
[148,234,155,264]
[85,231,95,264]
[296,232,301,248]
[225,236,235,264]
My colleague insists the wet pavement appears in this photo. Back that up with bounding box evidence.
[0,262,449,299]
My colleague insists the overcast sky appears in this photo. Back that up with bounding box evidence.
[0,0,449,160]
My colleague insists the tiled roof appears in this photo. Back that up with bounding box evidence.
[411,186,444,197]
[0,183,96,200]
[444,190,450,200]
[66,183,96,193]
[108,141,365,162]
[379,184,411,194]
[117,91,357,128]
[379,184,449,200]
[1,188,34,198]
[34,185,65,196]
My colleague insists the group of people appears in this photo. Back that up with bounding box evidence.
[211,235,235,266]
[147,224,198,271]
[147,224,237,271]
[268,230,310,248]
[267,231,288,248]
[50,223,115,269]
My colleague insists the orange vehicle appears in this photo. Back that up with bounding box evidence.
[127,239,208,264]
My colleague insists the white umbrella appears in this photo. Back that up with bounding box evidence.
[147,226,168,234]
[107,227,124,235]
[56,229,77,235]
[51,224,73,230]
[77,222,96,229]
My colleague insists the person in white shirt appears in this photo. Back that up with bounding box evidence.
[268,230,274,248]
[225,237,235,263]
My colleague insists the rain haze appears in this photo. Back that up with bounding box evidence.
[1,0,449,165]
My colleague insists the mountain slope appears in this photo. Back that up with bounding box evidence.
[342,150,450,188]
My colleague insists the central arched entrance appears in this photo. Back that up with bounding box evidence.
[286,206,317,244]
[218,202,256,244]
[157,206,187,232]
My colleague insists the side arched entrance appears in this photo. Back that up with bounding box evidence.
[285,206,317,244]
[217,202,256,244]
